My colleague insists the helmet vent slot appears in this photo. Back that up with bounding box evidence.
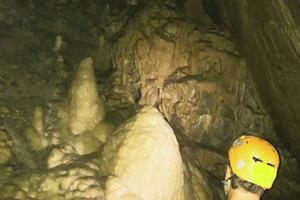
[267,163,275,168]
[253,157,263,163]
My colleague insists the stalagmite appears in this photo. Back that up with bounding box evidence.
[25,106,48,151]
[69,57,106,135]
[101,107,185,200]
[32,106,44,135]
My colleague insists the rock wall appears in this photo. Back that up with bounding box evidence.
[110,1,277,150]
[210,0,300,161]
[0,0,299,200]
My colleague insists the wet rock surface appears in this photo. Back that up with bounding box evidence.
[208,0,300,163]
[0,0,299,200]
[101,107,186,200]
[110,1,277,152]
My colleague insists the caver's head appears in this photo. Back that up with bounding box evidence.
[224,135,280,197]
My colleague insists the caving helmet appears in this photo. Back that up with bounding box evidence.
[228,135,280,189]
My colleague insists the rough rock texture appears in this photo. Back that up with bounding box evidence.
[25,106,48,151]
[0,0,299,200]
[0,162,105,199]
[0,132,11,164]
[69,57,105,135]
[182,154,214,200]
[210,0,300,162]
[110,1,277,150]
[101,107,186,200]
[24,127,48,152]
[108,2,300,199]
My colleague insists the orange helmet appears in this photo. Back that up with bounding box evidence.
[228,135,280,189]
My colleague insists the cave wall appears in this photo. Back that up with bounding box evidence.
[0,0,299,199]
[108,2,300,198]
[211,0,300,161]
[109,1,277,150]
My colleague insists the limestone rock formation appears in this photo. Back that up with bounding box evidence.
[101,107,186,200]
[72,132,101,155]
[210,0,300,162]
[110,1,277,150]
[24,127,48,152]
[91,120,115,144]
[47,148,68,169]
[25,106,48,151]
[68,120,115,156]
[47,145,78,169]
[32,106,44,135]
[69,57,106,135]
[0,1,299,200]
[0,162,105,200]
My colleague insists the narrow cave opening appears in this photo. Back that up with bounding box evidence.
[0,0,299,200]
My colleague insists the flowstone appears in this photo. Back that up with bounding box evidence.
[101,107,186,200]
[24,106,48,151]
[101,106,213,200]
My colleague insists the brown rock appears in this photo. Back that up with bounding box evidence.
[110,2,276,148]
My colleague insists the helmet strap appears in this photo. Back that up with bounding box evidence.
[223,166,234,196]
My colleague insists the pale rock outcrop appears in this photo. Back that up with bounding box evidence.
[69,57,105,135]
[70,120,115,155]
[25,127,48,151]
[101,107,185,200]
[55,101,72,144]
[25,106,48,151]
[91,120,115,143]
[32,106,44,135]
[47,146,77,169]
[47,148,67,168]
[0,162,105,200]
[72,132,101,155]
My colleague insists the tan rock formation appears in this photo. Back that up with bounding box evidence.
[25,127,48,151]
[47,146,76,169]
[25,106,48,151]
[110,2,277,148]
[69,57,106,135]
[32,106,44,135]
[215,0,300,162]
[101,107,186,200]
[72,133,100,155]
[0,162,105,200]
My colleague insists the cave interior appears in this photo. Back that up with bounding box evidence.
[0,0,299,199]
